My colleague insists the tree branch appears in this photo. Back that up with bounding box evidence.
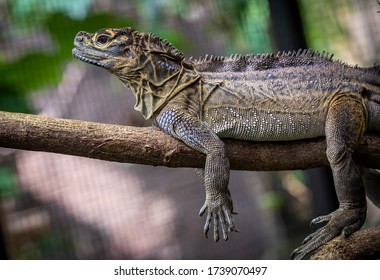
[1,111,380,171]
[311,225,380,259]
[1,111,380,259]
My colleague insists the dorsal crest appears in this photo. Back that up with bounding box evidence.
[188,49,336,72]
[139,32,184,61]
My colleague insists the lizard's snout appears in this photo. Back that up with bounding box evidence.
[73,31,90,45]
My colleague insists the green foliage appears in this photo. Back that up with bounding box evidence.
[1,53,63,93]
[11,0,94,24]
[237,0,272,54]
[37,233,74,257]
[0,6,133,113]
[134,0,272,54]
[17,232,75,259]
[0,166,19,198]
[259,191,284,210]
[298,0,349,52]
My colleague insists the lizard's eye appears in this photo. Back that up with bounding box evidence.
[96,35,111,45]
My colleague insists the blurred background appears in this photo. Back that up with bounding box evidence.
[0,0,379,259]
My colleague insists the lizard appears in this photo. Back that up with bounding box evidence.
[72,27,380,259]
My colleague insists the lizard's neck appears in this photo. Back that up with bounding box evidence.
[118,55,200,119]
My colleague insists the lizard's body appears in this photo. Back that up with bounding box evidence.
[72,27,380,259]
[181,60,345,141]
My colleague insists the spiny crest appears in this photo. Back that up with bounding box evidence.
[140,31,184,61]
[191,49,334,64]
[188,49,336,72]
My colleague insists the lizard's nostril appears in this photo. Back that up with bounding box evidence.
[74,31,89,42]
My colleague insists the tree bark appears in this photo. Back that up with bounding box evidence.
[1,110,380,259]
[311,226,380,260]
[1,111,380,170]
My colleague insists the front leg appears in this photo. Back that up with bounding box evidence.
[196,163,238,241]
[156,107,238,241]
[292,95,367,259]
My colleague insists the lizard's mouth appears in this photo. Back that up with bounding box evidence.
[72,48,109,68]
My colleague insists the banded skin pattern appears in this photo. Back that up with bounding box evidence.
[72,27,380,259]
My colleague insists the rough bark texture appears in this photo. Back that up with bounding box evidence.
[1,110,380,259]
[311,226,380,260]
[1,111,380,170]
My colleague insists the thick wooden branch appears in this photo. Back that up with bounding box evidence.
[311,225,380,259]
[1,110,380,259]
[1,111,380,170]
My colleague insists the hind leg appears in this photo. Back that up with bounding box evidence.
[291,95,367,259]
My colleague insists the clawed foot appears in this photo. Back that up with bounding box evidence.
[199,194,239,241]
[291,205,366,260]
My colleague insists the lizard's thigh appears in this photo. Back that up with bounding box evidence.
[325,95,366,204]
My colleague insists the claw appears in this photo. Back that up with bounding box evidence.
[291,247,308,260]
[341,224,358,237]
[219,211,229,241]
[223,205,234,231]
[291,206,366,260]
[222,232,229,241]
[290,248,301,260]
[199,195,238,242]
[199,203,207,216]
[310,213,331,228]
[203,212,211,238]
[301,228,321,245]
[213,214,219,241]
[301,235,312,245]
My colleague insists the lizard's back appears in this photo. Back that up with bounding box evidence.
[188,51,380,141]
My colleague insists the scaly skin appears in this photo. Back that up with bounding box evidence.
[72,27,380,259]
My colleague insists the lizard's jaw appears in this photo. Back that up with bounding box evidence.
[72,48,110,69]
[72,34,113,69]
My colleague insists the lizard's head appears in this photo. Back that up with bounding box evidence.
[72,27,194,120]
[72,27,184,77]
[72,27,140,72]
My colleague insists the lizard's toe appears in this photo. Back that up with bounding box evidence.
[199,195,238,242]
[213,214,220,241]
[291,206,366,259]
[203,211,212,239]
[199,202,207,217]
